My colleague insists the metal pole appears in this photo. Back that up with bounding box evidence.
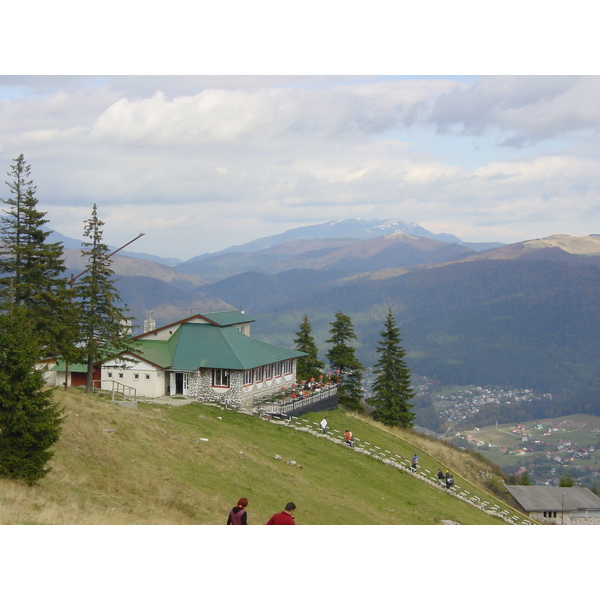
[67,232,145,288]
[63,232,145,390]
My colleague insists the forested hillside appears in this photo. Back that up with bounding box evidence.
[220,258,600,415]
[73,230,600,422]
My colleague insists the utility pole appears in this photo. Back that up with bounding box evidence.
[67,232,145,289]
[63,232,145,389]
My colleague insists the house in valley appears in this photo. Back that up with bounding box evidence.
[505,485,600,525]
[96,310,307,410]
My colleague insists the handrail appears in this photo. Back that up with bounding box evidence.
[97,379,137,402]
[258,385,338,415]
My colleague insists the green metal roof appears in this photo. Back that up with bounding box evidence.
[134,322,304,371]
[198,310,254,327]
[51,361,88,373]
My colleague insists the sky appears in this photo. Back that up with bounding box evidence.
[1,6,598,264]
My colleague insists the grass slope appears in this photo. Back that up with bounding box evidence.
[0,388,527,525]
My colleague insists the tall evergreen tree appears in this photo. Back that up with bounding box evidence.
[325,311,364,411]
[0,306,64,484]
[75,204,137,392]
[371,309,415,428]
[293,315,324,382]
[0,154,80,359]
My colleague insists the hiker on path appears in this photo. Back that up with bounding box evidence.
[320,417,328,435]
[227,497,249,525]
[437,469,445,487]
[446,473,454,490]
[345,430,353,447]
[266,502,296,525]
[411,454,419,472]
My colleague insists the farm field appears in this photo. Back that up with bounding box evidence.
[457,414,600,483]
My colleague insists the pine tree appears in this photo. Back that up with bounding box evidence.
[520,471,532,485]
[325,311,364,411]
[0,306,64,484]
[559,473,575,487]
[371,309,415,428]
[293,315,324,382]
[75,204,137,392]
[0,154,80,359]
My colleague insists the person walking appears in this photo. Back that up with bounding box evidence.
[320,417,328,435]
[446,472,454,490]
[437,469,445,487]
[266,502,296,525]
[227,497,249,525]
[411,454,419,472]
[345,430,353,447]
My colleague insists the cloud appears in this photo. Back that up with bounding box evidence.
[1,75,599,259]
[429,76,600,142]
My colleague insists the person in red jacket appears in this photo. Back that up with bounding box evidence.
[266,502,296,525]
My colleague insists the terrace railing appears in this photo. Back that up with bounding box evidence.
[258,384,338,416]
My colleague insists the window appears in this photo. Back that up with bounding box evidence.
[273,362,282,377]
[118,372,124,379]
[244,370,253,386]
[107,372,113,378]
[254,367,263,382]
[145,374,151,380]
[134,373,139,380]
[283,360,292,375]
[212,369,230,387]
[264,364,272,380]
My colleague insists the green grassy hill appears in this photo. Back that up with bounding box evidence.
[0,388,533,525]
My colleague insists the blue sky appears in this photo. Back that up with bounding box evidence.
[0,6,598,261]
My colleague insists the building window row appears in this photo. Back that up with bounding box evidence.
[107,371,151,380]
[238,361,294,388]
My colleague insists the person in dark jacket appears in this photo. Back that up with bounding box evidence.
[438,469,445,486]
[227,498,249,525]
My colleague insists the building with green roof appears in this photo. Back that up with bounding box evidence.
[98,310,306,409]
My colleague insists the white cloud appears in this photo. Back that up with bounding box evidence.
[1,75,599,259]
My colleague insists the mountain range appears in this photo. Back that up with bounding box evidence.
[55,219,600,418]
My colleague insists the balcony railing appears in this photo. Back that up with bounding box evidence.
[258,384,338,416]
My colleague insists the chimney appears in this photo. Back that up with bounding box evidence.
[144,311,156,333]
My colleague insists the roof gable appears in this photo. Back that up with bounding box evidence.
[133,310,253,341]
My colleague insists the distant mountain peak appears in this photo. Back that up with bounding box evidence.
[184,218,463,263]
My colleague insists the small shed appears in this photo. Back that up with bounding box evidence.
[505,485,600,525]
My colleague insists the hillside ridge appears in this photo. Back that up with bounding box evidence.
[0,388,530,525]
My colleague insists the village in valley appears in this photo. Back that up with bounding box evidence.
[455,415,599,489]
[414,380,552,425]
[409,381,600,489]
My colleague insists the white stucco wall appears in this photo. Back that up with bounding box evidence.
[100,355,165,398]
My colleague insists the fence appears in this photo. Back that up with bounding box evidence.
[258,384,338,417]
